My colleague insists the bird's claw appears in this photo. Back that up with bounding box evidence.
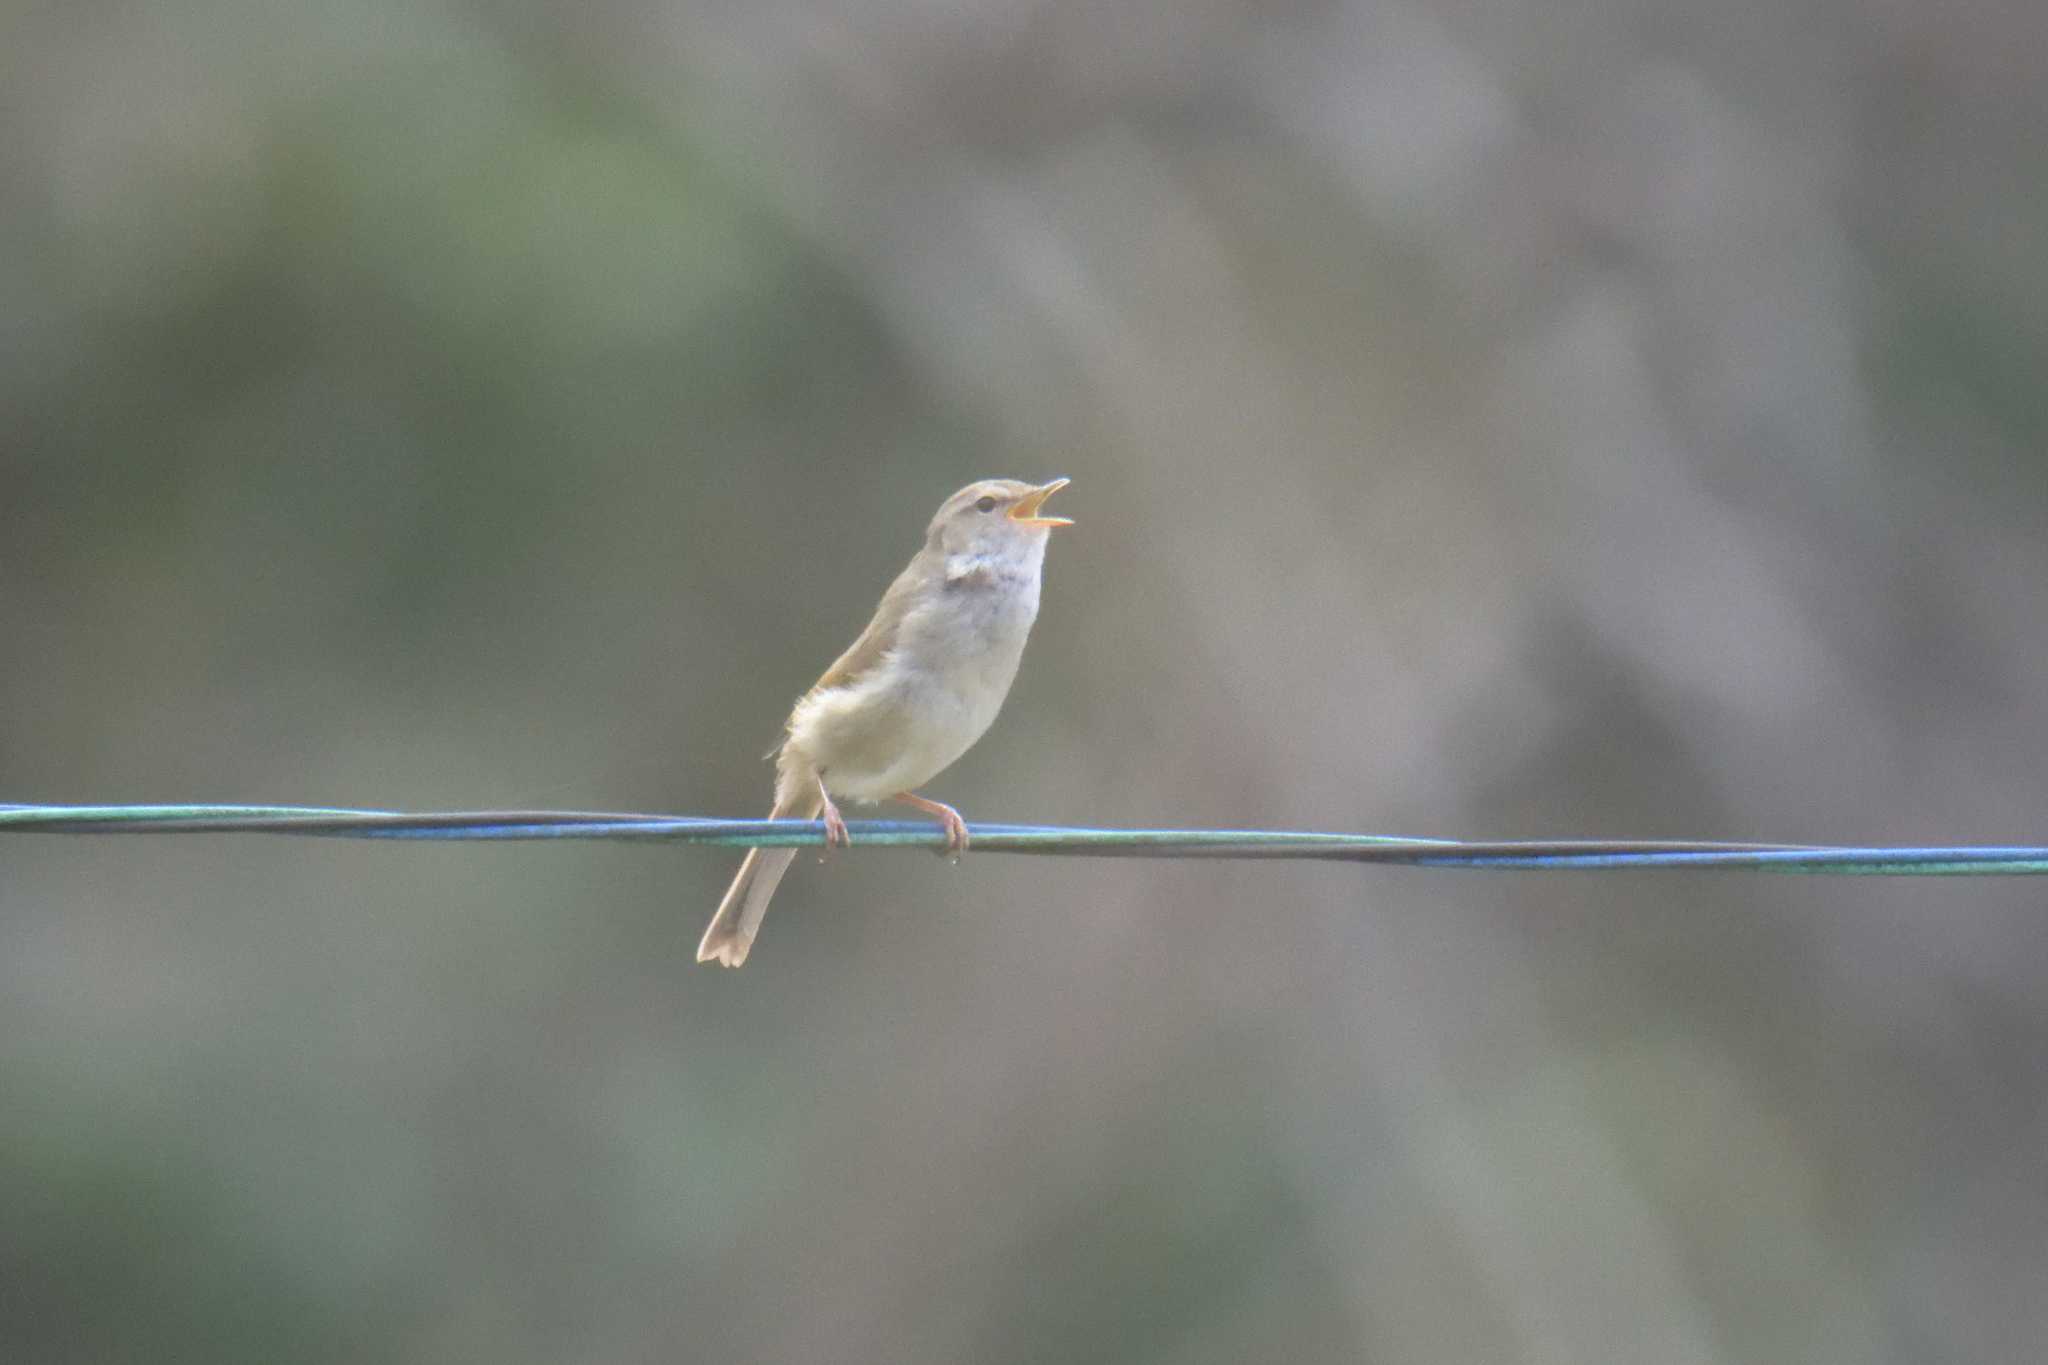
[818,803,851,862]
[937,809,969,862]
[891,792,968,861]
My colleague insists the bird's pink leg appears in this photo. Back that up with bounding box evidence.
[817,775,850,861]
[894,791,969,859]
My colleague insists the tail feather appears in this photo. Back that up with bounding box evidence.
[696,794,821,967]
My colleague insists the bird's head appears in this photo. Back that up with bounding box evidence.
[925,478,1072,561]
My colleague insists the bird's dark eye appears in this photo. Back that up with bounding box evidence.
[975,495,998,513]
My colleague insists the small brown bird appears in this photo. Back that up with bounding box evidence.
[697,478,1072,966]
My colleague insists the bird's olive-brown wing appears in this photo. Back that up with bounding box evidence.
[803,548,936,699]
[762,551,932,761]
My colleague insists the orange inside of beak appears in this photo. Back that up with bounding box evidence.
[1008,478,1073,527]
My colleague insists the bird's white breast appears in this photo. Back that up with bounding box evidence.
[788,548,1045,802]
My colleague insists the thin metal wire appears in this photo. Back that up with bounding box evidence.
[3,803,2047,874]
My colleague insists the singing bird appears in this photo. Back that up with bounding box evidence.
[697,478,1072,966]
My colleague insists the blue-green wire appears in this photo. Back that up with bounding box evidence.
[3,804,2047,874]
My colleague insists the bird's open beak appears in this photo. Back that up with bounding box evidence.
[1008,478,1073,527]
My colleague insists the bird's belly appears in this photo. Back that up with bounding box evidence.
[791,653,1018,802]
[835,688,996,800]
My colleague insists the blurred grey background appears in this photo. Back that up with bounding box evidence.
[5,1,2047,1361]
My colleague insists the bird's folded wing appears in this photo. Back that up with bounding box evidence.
[803,554,928,699]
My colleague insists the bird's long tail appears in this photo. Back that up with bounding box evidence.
[696,792,822,967]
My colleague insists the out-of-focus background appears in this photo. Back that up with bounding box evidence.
[6,1,2047,1360]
